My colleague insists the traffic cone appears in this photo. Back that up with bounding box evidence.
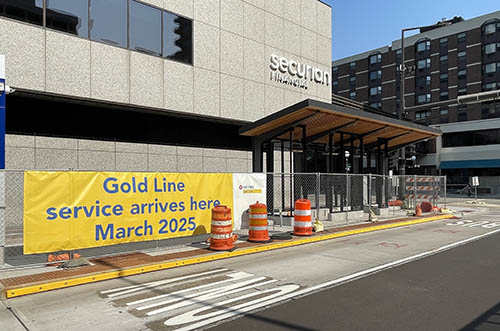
[415,204,422,217]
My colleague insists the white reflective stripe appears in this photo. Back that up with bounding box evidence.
[295,209,311,216]
[249,214,267,219]
[211,220,232,226]
[294,221,312,228]
[249,226,268,231]
[211,233,232,239]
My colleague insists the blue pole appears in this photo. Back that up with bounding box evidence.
[0,54,4,169]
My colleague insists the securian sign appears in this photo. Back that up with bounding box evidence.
[269,54,330,90]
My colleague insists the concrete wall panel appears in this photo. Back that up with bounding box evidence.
[164,61,194,113]
[164,0,193,18]
[221,74,244,120]
[0,19,45,91]
[130,52,163,108]
[46,31,90,98]
[194,68,220,116]
[243,3,265,42]
[221,31,244,77]
[91,42,130,103]
[221,0,243,35]
[194,21,220,72]
[194,0,219,26]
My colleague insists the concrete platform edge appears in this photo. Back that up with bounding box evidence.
[1,214,455,299]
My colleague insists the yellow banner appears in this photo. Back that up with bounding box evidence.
[23,171,234,254]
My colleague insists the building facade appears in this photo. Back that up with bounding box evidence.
[332,11,500,192]
[0,0,332,173]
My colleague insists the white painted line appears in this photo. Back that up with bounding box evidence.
[101,268,228,297]
[165,284,300,330]
[126,272,254,306]
[163,228,500,331]
[146,278,278,315]
[140,276,267,312]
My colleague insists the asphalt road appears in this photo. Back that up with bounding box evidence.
[214,230,500,331]
[3,209,500,331]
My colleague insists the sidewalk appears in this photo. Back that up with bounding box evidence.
[0,212,456,299]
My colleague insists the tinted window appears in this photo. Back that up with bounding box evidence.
[485,43,496,54]
[440,73,448,82]
[163,11,192,64]
[90,0,127,48]
[458,69,466,79]
[0,0,43,26]
[484,23,496,34]
[46,0,88,37]
[484,63,497,73]
[457,32,466,42]
[129,0,161,56]
[417,40,430,52]
[369,54,381,64]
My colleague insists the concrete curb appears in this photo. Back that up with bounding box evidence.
[2,214,455,299]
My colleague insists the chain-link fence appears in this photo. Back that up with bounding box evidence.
[0,170,446,269]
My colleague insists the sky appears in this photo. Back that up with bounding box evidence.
[322,0,500,61]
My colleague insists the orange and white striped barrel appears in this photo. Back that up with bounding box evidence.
[210,205,235,251]
[248,201,270,242]
[293,199,312,236]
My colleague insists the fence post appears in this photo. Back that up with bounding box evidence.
[414,175,418,208]
[0,171,4,267]
[346,174,350,224]
[444,175,447,208]
[368,173,372,214]
[316,172,320,222]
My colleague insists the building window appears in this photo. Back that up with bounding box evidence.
[457,51,466,61]
[349,91,356,100]
[349,76,356,84]
[129,0,162,56]
[396,49,402,59]
[484,22,497,35]
[369,53,381,64]
[440,90,449,101]
[484,82,497,91]
[0,0,43,26]
[90,0,128,48]
[417,58,431,69]
[349,62,356,69]
[483,63,498,74]
[457,32,466,43]
[46,0,88,37]
[370,86,381,96]
[416,40,430,52]
[417,93,431,104]
[440,73,448,82]
[415,110,431,120]
[440,108,448,116]
[333,66,338,73]
[439,37,448,48]
[369,70,382,81]
[163,10,192,64]
[457,69,466,79]
[416,75,431,87]
[332,80,338,86]
[458,87,467,96]
[370,102,381,109]
[484,43,498,55]
[440,55,448,65]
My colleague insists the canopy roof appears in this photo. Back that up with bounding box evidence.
[240,99,441,151]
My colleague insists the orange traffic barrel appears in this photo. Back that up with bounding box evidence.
[210,205,236,251]
[415,204,423,217]
[248,201,271,243]
[293,199,312,236]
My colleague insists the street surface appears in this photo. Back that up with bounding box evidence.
[2,207,500,331]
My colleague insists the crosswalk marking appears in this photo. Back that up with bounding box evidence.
[125,271,254,306]
[100,268,228,298]
[99,268,301,330]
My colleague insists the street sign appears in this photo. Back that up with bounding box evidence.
[471,176,479,187]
